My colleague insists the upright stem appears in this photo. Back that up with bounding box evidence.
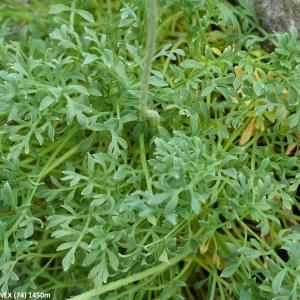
[139,0,158,120]
[139,0,158,194]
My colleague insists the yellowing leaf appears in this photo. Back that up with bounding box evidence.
[251,50,263,58]
[267,71,273,79]
[211,47,222,57]
[239,119,255,145]
[255,116,264,131]
[237,87,245,97]
[234,66,244,77]
[282,88,288,101]
[200,241,210,254]
[213,253,221,269]
[264,110,275,123]
[231,96,238,103]
[278,111,288,123]
[254,68,262,80]
[285,143,297,155]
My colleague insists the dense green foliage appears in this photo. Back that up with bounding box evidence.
[0,0,300,299]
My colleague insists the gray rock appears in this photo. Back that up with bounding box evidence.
[254,0,300,34]
[229,0,300,34]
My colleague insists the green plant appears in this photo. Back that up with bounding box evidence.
[0,1,300,299]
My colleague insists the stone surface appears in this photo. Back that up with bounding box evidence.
[254,0,300,34]
[229,0,300,34]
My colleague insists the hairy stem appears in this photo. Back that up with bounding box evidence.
[139,0,158,120]
[139,0,158,194]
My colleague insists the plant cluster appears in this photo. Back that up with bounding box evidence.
[0,0,300,299]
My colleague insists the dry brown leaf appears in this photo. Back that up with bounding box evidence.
[239,119,255,145]
[274,194,281,201]
[285,143,297,155]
